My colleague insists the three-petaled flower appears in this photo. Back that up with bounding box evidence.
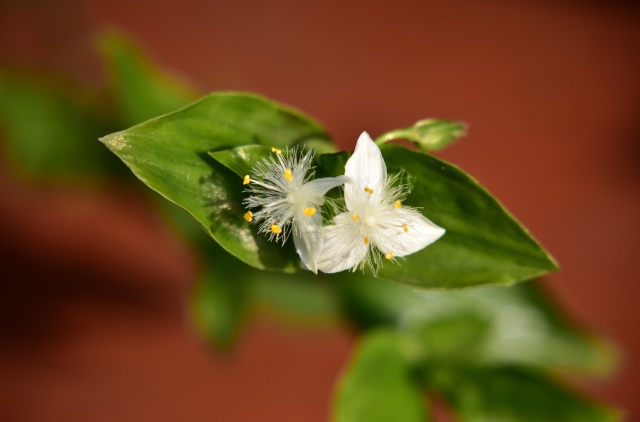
[317,132,445,274]
[243,147,348,273]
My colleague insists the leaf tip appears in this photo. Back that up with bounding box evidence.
[541,248,560,272]
[99,131,128,152]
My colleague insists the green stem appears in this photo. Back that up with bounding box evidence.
[374,128,413,146]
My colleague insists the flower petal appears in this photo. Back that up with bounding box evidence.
[371,207,445,258]
[344,132,387,209]
[317,213,369,273]
[293,212,324,274]
[301,175,350,201]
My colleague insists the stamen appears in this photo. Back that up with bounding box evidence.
[364,186,374,194]
[271,147,282,154]
[403,224,409,232]
[243,175,251,185]
[303,207,316,217]
[385,251,394,260]
[364,236,369,244]
[352,214,360,221]
[394,201,402,208]
[243,211,253,222]
[284,169,293,181]
[271,224,282,234]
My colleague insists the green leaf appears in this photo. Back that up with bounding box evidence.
[0,72,125,179]
[337,275,612,374]
[190,252,250,350]
[216,143,556,287]
[433,366,618,422]
[250,271,341,324]
[101,93,332,270]
[378,145,556,288]
[209,144,272,178]
[333,330,428,422]
[98,31,197,127]
[415,313,491,365]
[514,282,616,375]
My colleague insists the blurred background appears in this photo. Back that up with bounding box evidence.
[0,0,639,420]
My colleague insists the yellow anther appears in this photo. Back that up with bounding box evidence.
[403,224,409,232]
[284,169,293,181]
[271,147,282,154]
[394,200,402,208]
[364,186,374,194]
[385,251,394,260]
[271,224,282,234]
[243,175,251,185]
[352,214,360,221]
[364,236,370,244]
[304,207,316,217]
[243,211,253,222]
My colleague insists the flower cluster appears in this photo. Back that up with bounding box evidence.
[243,133,445,275]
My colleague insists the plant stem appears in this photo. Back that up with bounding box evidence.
[374,128,413,146]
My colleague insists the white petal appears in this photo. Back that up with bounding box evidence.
[344,132,387,209]
[293,212,324,274]
[301,175,350,201]
[372,207,445,258]
[316,213,369,273]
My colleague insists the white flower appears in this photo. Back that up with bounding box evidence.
[243,147,348,273]
[317,132,445,274]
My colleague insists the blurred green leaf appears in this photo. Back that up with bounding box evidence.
[101,93,332,271]
[251,271,340,324]
[99,32,197,127]
[416,313,491,365]
[376,145,557,288]
[338,275,613,375]
[433,366,618,422]
[0,73,125,179]
[190,252,250,350]
[333,330,428,422]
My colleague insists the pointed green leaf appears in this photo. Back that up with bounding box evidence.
[376,145,556,287]
[433,366,618,422]
[101,93,331,270]
[213,142,556,284]
[333,330,428,422]
[98,31,197,127]
[0,72,125,179]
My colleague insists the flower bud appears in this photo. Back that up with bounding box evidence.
[411,119,466,151]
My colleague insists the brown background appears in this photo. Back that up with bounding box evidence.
[0,0,639,420]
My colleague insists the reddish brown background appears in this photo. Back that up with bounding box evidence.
[1,0,639,421]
